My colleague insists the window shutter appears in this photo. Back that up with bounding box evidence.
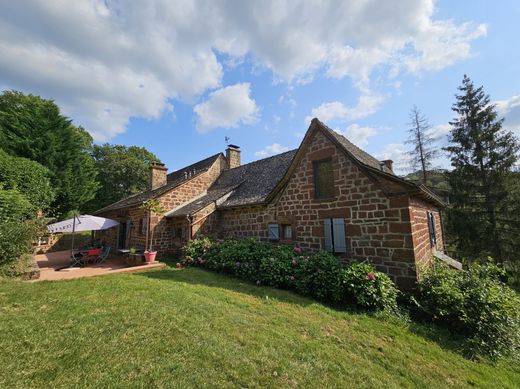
[428,212,437,246]
[332,218,347,253]
[268,224,280,240]
[324,218,333,252]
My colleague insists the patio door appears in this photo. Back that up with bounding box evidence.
[117,222,127,249]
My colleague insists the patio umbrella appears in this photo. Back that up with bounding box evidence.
[47,214,119,257]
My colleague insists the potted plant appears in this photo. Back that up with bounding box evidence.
[126,247,138,266]
[140,199,166,263]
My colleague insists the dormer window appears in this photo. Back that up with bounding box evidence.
[313,158,334,199]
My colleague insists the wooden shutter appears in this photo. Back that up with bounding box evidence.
[268,224,280,240]
[332,218,347,253]
[324,218,333,252]
[428,212,437,246]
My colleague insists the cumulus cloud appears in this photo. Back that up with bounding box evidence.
[337,124,378,146]
[194,83,259,132]
[0,0,485,140]
[495,95,520,136]
[254,143,289,158]
[306,93,383,124]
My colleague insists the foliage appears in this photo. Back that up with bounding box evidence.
[341,262,398,311]
[405,106,439,182]
[0,149,54,211]
[414,261,520,361]
[0,220,40,266]
[182,238,398,311]
[140,199,166,251]
[85,144,160,212]
[0,90,98,216]
[0,187,34,222]
[444,75,520,264]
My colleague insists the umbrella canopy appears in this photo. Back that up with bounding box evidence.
[47,215,119,234]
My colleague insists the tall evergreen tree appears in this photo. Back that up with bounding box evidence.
[0,90,98,216]
[445,75,520,263]
[406,106,438,183]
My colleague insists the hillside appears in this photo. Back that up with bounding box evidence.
[1,266,518,388]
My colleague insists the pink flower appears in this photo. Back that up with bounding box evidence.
[293,245,302,254]
[367,272,376,280]
[176,263,181,269]
[289,275,295,282]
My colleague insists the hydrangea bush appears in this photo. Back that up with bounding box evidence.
[182,237,398,312]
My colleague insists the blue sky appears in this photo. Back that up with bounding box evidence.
[1,1,519,174]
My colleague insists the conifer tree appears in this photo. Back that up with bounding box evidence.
[406,106,438,183]
[445,75,520,263]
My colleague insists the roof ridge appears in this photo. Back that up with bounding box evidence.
[227,149,298,171]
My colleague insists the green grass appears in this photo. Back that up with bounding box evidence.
[0,266,518,388]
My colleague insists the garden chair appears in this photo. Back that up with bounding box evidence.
[70,253,84,267]
[96,246,111,264]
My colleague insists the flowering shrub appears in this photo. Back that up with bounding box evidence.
[341,262,398,311]
[182,238,398,312]
[414,262,520,361]
[293,251,344,304]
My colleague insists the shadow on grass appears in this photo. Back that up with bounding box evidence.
[139,263,470,359]
[138,264,319,309]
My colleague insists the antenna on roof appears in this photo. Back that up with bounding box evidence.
[225,136,230,145]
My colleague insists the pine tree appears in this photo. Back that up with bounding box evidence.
[406,106,438,183]
[445,75,520,264]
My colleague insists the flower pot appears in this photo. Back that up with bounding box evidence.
[144,251,157,262]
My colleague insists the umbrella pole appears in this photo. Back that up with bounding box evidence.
[71,214,76,260]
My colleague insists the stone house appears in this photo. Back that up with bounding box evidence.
[96,118,449,288]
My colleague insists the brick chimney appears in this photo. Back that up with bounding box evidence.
[380,159,393,173]
[226,144,241,169]
[149,162,167,190]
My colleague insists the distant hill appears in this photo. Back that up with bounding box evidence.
[401,170,450,202]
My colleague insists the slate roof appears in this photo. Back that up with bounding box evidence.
[166,149,298,217]
[95,153,222,213]
[320,123,392,173]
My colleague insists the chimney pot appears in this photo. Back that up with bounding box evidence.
[380,159,393,173]
[149,161,167,189]
[226,144,241,169]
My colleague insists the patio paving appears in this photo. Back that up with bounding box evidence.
[35,250,166,281]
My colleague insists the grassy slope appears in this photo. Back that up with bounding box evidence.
[0,266,518,388]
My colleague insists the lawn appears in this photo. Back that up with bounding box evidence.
[0,266,518,388]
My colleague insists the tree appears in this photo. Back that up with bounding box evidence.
[405,106,438,183]
[0,149,54,212]
[84,144,160,212]
[0,90,98,216]
[444,75,520,264]
[140,199,165,253]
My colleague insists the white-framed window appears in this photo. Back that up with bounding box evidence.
[324,218,347,253]
[427,212,437,246]
[282,224,292,240]
[268,223,280,241]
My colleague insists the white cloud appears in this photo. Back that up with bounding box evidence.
[306,93,383,124]
[194,83,259,132]
[254,143,289,158]
[337,124,378,146]
[429,123,451,141]
[495,95,520,136]
[375,143,413,175]
[0,0,485,139]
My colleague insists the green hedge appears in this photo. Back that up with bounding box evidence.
[182,237,398,312]
[413,262,520,361]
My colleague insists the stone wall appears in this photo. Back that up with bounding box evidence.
[409,197,444,275]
